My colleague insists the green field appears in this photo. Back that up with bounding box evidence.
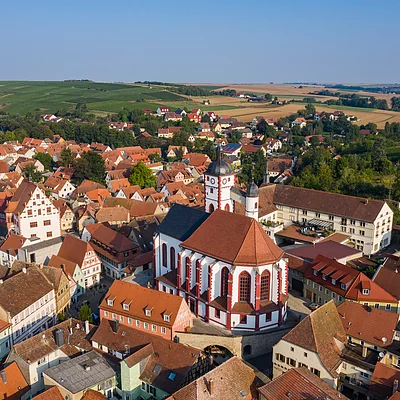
[0,81,194,115]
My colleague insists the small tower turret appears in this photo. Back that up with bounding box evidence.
[245,181,259,220]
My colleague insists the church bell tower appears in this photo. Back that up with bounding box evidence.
[204,146,235,213]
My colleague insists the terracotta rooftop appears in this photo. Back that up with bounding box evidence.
[100,280,188,327]
[0,266,54,317]
[10,318,94,363]
[181,209,284,266]
[282,301,347,376]
[48,255,78,279]
[0,233,27,256]
[31,386,64,400]
[91,319,200,395]
[270,184,387,222]
[0,362,30,400]
[166,356,261,400]
[85,223,138,253]
[258,367,348,399]
[337,301,399,348]
[57,234,94,267]
[286,241,361,262]
[5,180,37,214]
[374,257,400,300]
[304,255,396,303]
[96,206,130,223]
[81,389,108,399]
[103,196,159,217]
[368,362,400,400]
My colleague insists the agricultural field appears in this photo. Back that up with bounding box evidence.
[0,81,191,115]
[1,81,399,128]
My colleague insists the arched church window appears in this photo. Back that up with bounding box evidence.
[239,271,251,303]
[260,270,270,301]
[221,267,229,297]
[224,204,230,212]
[170,247,176,269]
[162,243,167,268]
[209,203,215,213]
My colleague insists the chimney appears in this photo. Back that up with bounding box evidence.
[0,371,6,384]
[85,320,90,334]
[54,329,64,347]
[112,319,119,333]
[60,264,65,271]
[0,280,3,285]
[362,346,368,358]
[393,379,399,394]
[208,378,213,395]
[22,267,27,274]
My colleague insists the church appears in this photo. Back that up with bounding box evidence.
[154,148,289,332]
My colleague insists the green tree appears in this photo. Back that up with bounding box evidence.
[264,93,272,101]
[34,152,53,171]
[129,161,156,188]
[23,164,42,183]
[77,304,94,323]
[253,149,267,185]
[148,153,162,163]
[60,147,74,167]
[201,114,211,123]
[305,103,316,117]
[74,150,106,184]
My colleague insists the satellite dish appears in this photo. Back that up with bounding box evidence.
[379,352,385,358]
[382,337,388,344]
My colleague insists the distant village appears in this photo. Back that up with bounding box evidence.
[0,103,399,400]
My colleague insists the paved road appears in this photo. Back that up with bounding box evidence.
[288,291,311,318]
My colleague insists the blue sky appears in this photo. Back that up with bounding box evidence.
[1,0,399,83]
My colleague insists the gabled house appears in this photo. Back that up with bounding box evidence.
[57,234,101,288]
[0,361,30,400]
[48,255,86,304]
[91,319,209,400]
[5,181,61,242]
[43,351,116,399]
[258,367,347,400]
[99,280,193,340]
[166,146,188,159]
[82,223,140,279]
[53,199,76,232]
[291,117,307,128]
[273,301,347,388]
[6,317,94,395]
[168,357,261,400]
[0,265,57,346]
[303,255,398,311]
[156,106,170,115]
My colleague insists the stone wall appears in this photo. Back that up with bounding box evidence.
[176,325,294,360]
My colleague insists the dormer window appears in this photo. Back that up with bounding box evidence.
[340,283,347,290]
[145,308,153,317]
[107,297,115,306]
[123,303,130,311]
[313,270,318,276]
[322,274,327,281]
[362,289,370,296]
[332,279,336,285]
[163,314,170,322]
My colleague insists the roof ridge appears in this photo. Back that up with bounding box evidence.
[232,216,253,265]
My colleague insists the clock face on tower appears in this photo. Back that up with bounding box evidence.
[222,178,227,185]
[210,178,215,184]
